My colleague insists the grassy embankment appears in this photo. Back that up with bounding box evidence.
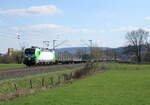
[0,69,73,96]
[0,64,26,69]
[1,63,150,105]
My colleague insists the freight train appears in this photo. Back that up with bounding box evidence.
[23,46,86,66]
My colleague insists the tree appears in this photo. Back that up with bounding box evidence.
[12,50,23,64]
[12,47,25,64]
[91,47,104,61]
[143,42,150,62]
[125,28,149,63]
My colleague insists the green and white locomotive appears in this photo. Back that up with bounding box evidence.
[23,46,87,66]
[23,46,56,66]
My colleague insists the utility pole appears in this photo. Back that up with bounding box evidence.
[16,32,24,64]
[16,32,23,49]
[16,32,20,39]
[43,41,50,48]
[89,40,92,58]
[53,40,56,50]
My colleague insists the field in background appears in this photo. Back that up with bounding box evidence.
[1,63,150,105]
[0,64,26,69]
[101,63,150,70]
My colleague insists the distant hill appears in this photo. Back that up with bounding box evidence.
[56,47,125,55]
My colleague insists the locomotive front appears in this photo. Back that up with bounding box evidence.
[23,48,36,66]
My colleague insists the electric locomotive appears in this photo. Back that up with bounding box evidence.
[23,46,56,66]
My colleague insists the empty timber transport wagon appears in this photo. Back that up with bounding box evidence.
[23,46,56,66]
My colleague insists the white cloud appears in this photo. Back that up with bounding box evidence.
[14,24,104,35]
[144,17,150,21]
[121,26,150,32]
[119,26,141,31]
[26,24,61,30]
[13,24,150,36]
[109,26,150,32]
[0,5,62,16]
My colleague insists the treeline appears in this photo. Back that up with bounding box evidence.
[73,28,150,63]
[0,50,23,64]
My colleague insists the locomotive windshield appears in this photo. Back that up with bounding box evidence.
[25,49,35,55]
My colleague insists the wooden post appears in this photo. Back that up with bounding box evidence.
[42,78,45,87]
[50,77,54,86]
[58,75,61,84]
[63,74,67,82]
[69,73,73,80]
[13,83,17,91]
[30,80,32,89]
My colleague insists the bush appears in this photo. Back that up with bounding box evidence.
[73,62,98,79]
[0,55,15,64]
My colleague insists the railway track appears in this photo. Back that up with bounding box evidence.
[0,64,85,80]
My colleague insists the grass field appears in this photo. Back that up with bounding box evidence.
[106,63,150,70]
[1,63,150,105]
[0,64,26,69]
[0,69,73,96]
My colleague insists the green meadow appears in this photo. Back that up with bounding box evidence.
[1,63,150,105]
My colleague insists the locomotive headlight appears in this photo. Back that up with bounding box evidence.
[28,57,31,60]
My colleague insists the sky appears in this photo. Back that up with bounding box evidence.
[0,0,150,53]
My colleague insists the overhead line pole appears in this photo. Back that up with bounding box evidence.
[89,40,92,60]
[43,41,50,48]
[53,40,56,50]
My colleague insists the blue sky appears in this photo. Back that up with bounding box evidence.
[0,0,150,53]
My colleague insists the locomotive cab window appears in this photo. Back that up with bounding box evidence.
[25,49,35,55]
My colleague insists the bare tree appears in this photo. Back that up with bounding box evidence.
[91,46,104,61]
[12,45,25,64]
[126,28,149,63]
[12,50,24,64]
